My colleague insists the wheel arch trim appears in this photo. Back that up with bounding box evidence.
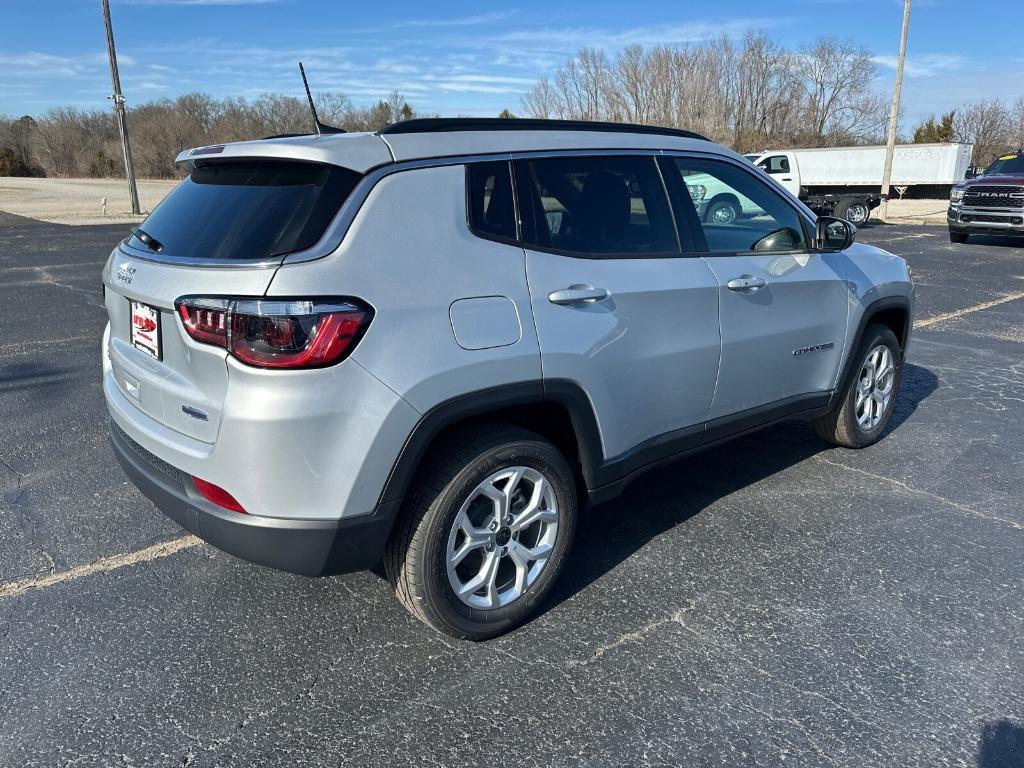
[837,296,912,393]
[376,380,605,507]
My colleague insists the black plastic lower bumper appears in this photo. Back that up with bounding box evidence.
[948,208,1024,235]
[109,419,400,576]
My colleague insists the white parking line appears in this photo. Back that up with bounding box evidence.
[916,291,1024,328]
[0,535,201,600]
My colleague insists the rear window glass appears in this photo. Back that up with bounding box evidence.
[128,161,361,261]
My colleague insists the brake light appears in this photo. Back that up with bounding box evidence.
[175,297,371,369]
[193,476,247,513]
[177,298,229,345]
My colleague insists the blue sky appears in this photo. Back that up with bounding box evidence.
[1,0,1020,128]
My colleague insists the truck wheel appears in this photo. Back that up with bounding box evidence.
[949,231,969,244]
[813,324,902,449]
[385,423,577,640]
[837,200,870,225]
[705,199,740,225]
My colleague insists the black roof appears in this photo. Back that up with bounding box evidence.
[378,117,709,142]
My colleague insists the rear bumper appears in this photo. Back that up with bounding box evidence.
[109,419,400,576]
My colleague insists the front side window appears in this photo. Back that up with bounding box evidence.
[127,161,360,261]
[518,155,677,255]
[669,158,807,254]
[466,161,517,241]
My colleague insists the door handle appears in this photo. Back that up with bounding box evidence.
[548,285,610,305]
[726,275,767,292]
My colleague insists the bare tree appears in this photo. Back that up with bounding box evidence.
[521,78,559,119]
[1010,97,1024,151]
[798,38,885,145]
[953,99,1014,165]
[0,115,42,175]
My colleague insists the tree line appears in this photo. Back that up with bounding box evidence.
[520,35,888,151]
[0,91,415,179]
[3,33,1023,178]
[912,100,1024,167]
[520,34,1024,166]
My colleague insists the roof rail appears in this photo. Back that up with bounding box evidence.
[378,117,709,142]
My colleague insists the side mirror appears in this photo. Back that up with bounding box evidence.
[815,216,856,251]
[964,166,978,180]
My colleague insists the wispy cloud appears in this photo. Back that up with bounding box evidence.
[0,51,116,78]
[873,52,966,77]
[118,0,284,6]
[400,11,517,28]
[494,18,781,47]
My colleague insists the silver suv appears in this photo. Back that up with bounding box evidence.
[103,118,914,639]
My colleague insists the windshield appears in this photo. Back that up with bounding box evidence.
[127,160,361,261]
[983,154,1024,176]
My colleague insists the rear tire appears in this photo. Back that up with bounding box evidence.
[385,423,577,640]
[813,324,902,449]
[949,231,969,244]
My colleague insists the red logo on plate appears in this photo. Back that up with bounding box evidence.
[133,314,156,332]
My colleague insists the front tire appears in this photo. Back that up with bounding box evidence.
[949,230,969,244]
[385,424,577,640]
[813,324,902,448]
[705,199,740,225]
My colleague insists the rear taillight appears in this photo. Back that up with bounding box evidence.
[175,297,371,369]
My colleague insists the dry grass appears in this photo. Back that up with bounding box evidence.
[878,198,950,225]
[0,177,178,225]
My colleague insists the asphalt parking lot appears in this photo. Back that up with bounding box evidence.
[1,212,1022,767]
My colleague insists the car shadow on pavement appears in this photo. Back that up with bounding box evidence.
[978,720,1024,768]
[886,363,939,434]
[536,361,939,618]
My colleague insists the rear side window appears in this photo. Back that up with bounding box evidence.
[466,161,517,242]
[128,161,361,261]
[518,155,677,256]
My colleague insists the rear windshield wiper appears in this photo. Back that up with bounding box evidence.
[132,227,164,252]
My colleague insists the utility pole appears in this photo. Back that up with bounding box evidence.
[879,0,911,221]
[101,0,141,215]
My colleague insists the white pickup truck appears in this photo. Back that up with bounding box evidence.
[740,142,973,225]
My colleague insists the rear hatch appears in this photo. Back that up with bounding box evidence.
[103,158,364,443]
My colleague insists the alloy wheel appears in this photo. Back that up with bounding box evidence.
[446,466,559,610]
[855,344,895,430]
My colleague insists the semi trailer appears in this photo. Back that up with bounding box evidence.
[745,142,973,224]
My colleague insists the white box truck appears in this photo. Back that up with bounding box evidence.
[745,142,973,224]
